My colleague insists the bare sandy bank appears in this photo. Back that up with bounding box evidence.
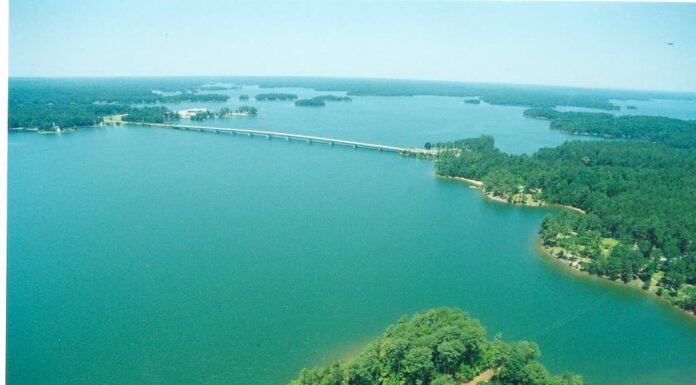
[436,174,585,213]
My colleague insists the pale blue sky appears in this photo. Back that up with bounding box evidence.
[9,0,696,91]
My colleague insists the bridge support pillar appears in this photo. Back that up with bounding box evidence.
[267,134,271,140]
[330,141,334,146]
[353,144,357,149]
[307,139,312,144]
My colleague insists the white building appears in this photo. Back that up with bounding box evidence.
[177,108,208,119]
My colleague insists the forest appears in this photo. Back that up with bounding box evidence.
[523,107,696,148]
[122,106,178,123]
[289,308,588,385]
[434,134,696,313]
[9,102,130,130]
[8,78,229,130]
[10,77,696,131]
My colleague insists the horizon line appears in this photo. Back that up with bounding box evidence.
[8,74,696,95]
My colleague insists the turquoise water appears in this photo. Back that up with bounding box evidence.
[157,85,586,154]
[8,92,696,385]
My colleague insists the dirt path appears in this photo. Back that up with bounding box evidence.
[462,368,494,385]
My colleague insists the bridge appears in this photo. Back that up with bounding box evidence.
[133,122,434,155]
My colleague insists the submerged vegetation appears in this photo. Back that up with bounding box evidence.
[289,308,588,385]
[434,129,696,313]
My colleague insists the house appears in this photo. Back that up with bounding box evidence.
[177,108,208,119]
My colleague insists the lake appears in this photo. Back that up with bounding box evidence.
[8,88,696,385]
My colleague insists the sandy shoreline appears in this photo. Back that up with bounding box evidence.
[436,174,483,187]
[437,174,583,212]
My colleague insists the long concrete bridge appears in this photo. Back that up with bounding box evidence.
[134,122,434,155]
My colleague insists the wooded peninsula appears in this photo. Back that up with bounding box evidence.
[433,109,696,314]
[289,308,588,385]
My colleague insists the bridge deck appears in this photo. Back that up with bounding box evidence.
[137,122,422,154]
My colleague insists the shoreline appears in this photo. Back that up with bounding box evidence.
[537,240,696,320]
[436,174,585,213]
[437,172,694,318]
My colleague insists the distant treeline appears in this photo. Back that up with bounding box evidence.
[8,78,229,130]
[11,77,696,117]
[195,85,240,91]
[435,134,696,313]
[289,308,588,385]
[231,77,696,110]
[11,77,696,131]
[524,107,696,149]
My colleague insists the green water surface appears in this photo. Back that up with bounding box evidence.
[8,92,696,385]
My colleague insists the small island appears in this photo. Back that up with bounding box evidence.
[295,95,353,107]
[312,95,352,102]
[625,105,638,110]
[239,94,250,100]
[464,98,481,104]
[295,98,325,107]
[289,308,588,385]
[255,93,299,101]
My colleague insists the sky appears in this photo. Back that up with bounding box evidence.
[8,0,696,92]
